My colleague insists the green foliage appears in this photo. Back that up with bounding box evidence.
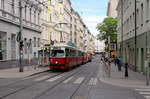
[97,17,118,44]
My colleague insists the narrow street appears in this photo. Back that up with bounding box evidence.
[0,56,145,99]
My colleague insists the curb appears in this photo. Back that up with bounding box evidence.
[26,69,50,77]
[98,76,150,89]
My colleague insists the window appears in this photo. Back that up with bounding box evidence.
[24,38,27,54]
[141,3,144,24]
[34,37,36,47]
[30,8,32,22]
[11,0,15,14]
[38,38,40,47]
[51,50,65,57]
[49,13,51,22]
[29,39,32,54]
[1,0,4,9]
[65,48,70,57]
[0,32,7,60]
[34,10,36,23]
[38,13,40,24]
[146,0,149,19]
[11,34,16,59]
[25,5,27,21]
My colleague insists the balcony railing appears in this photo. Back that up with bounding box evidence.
[0,9,41,31]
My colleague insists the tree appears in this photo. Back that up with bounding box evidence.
[97,17,118,44]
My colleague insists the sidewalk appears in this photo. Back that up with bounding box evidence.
[0,65,49,78]
[98,62,150,88]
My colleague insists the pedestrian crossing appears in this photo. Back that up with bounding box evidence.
[135,88,150,99]
[33,75,98,86]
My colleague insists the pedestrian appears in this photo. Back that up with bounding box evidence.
[125,62,128,77]
[116,57,122,71]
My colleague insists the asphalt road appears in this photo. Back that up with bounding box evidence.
[0,55,145,99]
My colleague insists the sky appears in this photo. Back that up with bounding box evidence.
[71,0,108,36]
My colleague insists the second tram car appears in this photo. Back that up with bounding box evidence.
[49,43,91,71]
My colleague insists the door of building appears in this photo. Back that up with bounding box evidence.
[0,41,2,60]
[141,48,144,72]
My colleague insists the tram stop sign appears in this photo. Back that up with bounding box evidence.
[110,43,116,51]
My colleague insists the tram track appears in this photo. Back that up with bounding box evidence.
[0,63,88,99]
[0,71,50,88]
[33,64,90,99]
[0,72,62,99]
[34,63,92,99]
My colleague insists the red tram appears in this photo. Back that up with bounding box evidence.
[49,43,92,71]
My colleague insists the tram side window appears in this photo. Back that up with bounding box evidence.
[65,48,70,57]
[72,49,76,56]
[78,51,82,57]
[70,49,76,57]
[51,50,65,57]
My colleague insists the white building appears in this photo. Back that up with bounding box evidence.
[0,0,42,68]
[117,0,150,73]
[95,39,105,53]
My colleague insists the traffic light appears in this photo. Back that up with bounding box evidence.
[19,41,24,50]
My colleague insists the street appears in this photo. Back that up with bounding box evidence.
[0,56,145,99]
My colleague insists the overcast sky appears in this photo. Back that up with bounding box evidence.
[71,0,108,36]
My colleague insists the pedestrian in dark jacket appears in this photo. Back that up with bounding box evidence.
[116,58,122,71]
[125,62,128,77]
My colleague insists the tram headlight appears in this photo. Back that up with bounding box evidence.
[55,61,58,64]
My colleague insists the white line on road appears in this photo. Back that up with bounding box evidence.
[63,76,74,83]
[139,92,150,95]
[74,77,85,84]
[34,75,50,81]
[46,75,64,82]
[144,96,150,99]
[135,89,150,91]
[89,78,94,85]
[93,78,98,85]
[89,78,98,85]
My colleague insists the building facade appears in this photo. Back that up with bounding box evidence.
[0,0,95,69]
[117,0,150,73]
[0,0,42,68]
[107,0,118,18]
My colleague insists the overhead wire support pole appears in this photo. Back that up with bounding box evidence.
[134,0,137,72]
[19,0,23,72]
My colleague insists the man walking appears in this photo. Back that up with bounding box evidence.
[116,57,122,71]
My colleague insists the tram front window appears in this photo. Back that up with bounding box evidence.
[51,50,65,57]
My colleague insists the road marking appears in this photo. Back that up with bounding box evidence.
[139,92,150,95]
[89,78,94,85]
[34,75,50,81]
[93,78,98,85]
[74,77,85,84]
[144,96,150,99]
[135,89,150,91]
[89,78,98,85]
[46,75,63,82]
[63,76,74,83]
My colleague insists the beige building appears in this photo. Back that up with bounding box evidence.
[41,0,64,46]
[107,0,118,18]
